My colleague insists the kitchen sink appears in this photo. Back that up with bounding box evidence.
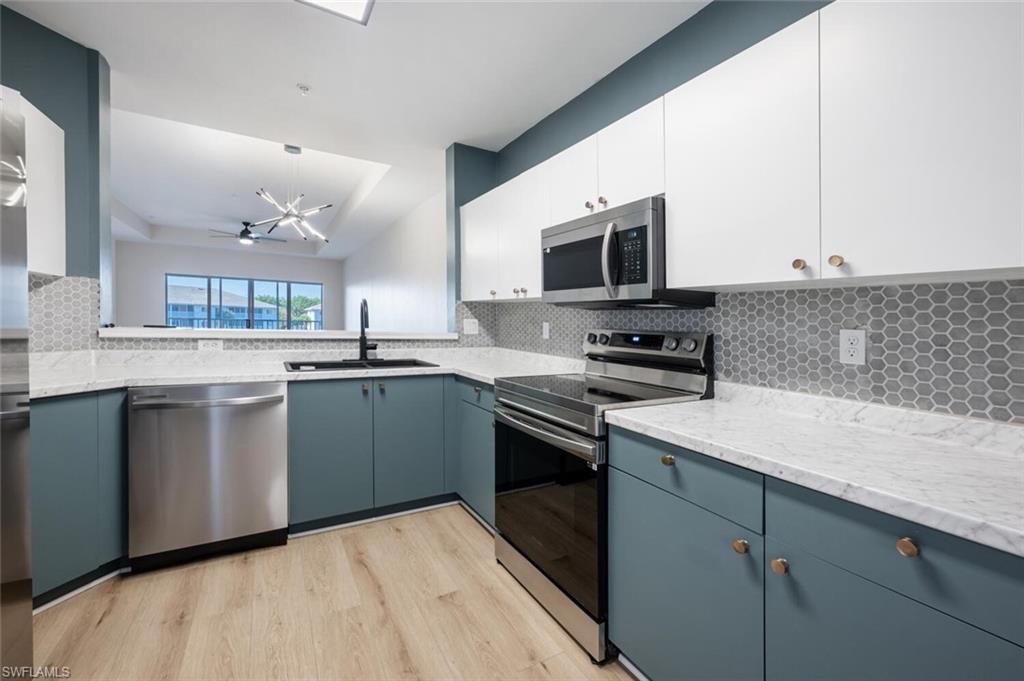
[283,359,439,372]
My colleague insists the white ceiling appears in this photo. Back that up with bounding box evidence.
[110,110,388,255]
[11,0,709,259]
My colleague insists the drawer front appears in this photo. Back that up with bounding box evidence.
[765,537,1024,681]
[766,478,1024,647]
[609,428,763,532]
[455,377,494,411]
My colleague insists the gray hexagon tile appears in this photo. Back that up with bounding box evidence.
[29,274,1024,424]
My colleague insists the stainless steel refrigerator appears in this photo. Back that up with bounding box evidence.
[1,87,33,667]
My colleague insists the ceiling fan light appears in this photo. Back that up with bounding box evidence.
[239,237,254,245]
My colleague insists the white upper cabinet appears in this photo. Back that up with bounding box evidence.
[664,13,820,289]
[460,189,502,301]
[497,164,549,300]
[819,1,1024,279]
[596,98,665,211]
[19,94,66,277]
[546,136,599,226]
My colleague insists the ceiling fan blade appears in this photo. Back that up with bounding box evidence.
[210,235,239,239]
[256,236,288,243]
[209,229,238,236]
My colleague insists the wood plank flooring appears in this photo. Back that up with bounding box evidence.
[34,505,634,681]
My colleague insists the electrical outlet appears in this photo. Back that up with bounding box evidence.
[542,322,551,340]
[197,339,223,352]
[463,318,479,335]
[839,329,866,366]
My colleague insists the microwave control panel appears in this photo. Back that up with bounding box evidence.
[619,226,648,284]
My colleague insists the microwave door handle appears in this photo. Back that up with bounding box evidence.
[601,221,617,298]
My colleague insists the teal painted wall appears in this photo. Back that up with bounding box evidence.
[445,142,498,324]
[0,6,111,283]
[493,0,828,184]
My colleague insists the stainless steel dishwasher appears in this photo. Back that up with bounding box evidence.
[128,382,288,570]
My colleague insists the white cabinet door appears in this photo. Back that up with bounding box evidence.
[498,164,548,300]
[546,135,598,226]
[22,97,66,276]
[597,98,664,211]
[459,190,501,301]
[664,13,820,289]
[820,1,1024,279]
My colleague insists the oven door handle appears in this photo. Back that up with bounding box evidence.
[600,221,618,299]
[494,406,601,465]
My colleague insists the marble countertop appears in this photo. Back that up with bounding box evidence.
[606,383,1024,558]
[28,347,585,399]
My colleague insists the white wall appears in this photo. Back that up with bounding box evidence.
[341,191,447,332]
[114,240,346,328]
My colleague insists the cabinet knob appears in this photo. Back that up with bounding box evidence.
[827,254,845,268]
[791,258,807,271]
[584,200,594,210]
[513,288,520,295]
[520,287,527,295]
[361,383,369,393]
[896,537,920,558]
[598,196,608,206]
[732,539,750,555]
[473,386,482,394]
[660,454,675,467]
[489,290,496,296]
[770,558,789,576]
[378,382,385,394]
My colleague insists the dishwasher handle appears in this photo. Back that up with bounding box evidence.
[131,393,284,410]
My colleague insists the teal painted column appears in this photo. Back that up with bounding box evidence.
[0,6,112,290]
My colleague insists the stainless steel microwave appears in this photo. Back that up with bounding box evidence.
[540,196,715,309]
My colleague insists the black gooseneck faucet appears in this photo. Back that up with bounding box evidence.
[358,298,377,361]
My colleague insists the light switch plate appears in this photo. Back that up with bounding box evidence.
[197,339,223,352]
[463,318,479,335]
[839,329,866,365]
[542,322,550,340]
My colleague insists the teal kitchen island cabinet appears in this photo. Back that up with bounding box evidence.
[288,379,373,525]
[609,467,764,681]
[372,376,445,507]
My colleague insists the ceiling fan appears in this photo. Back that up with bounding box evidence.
[209,222,287,246]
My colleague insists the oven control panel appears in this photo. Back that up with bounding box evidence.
[583,329,710,365]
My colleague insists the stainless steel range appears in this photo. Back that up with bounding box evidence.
[493,330,713,663]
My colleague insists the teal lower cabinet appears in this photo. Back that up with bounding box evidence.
[765,537,1024,681]
[31,393,100,597]
[288,380,373,524]
[96,390,128,566]
[456,399,494,525]
[609,468,764,681]
[373,376,444,507]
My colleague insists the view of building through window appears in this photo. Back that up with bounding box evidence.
[165,274,324,330]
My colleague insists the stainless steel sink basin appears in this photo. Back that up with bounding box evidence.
[283,359,439,372]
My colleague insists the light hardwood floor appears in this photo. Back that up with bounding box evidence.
[34,505,634,681]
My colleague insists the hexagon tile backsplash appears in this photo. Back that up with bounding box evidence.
[28,274,1023,423]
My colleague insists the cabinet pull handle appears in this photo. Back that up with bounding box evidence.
[598,196,608,206]
[732,539,750,555]
[584,200,594,210]
[771,558,789,575]
[791,258,807,271]
[378,383,386,394]
[827,254,845,268]
[896,537,919,558]
[660,454,675,467]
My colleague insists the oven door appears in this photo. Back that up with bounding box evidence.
[494,405,607,621]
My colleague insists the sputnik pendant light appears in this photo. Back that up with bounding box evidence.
[249,145,333,242]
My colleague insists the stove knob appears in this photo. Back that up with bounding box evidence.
[681,338,699,353]
[665,337,680,351]
[598,333,610,345]
[586,333,598,344]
